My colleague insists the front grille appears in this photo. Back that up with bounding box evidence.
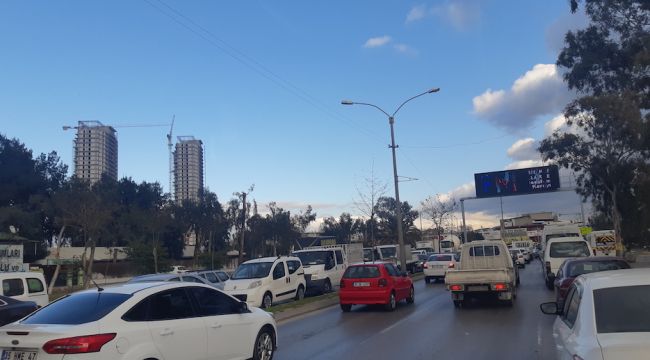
[233,294,247,302]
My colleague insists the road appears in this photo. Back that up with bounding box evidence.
[275,260,557,360]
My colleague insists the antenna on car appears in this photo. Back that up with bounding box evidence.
[91,278,104,292]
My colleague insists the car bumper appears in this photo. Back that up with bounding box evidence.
[339,289,391,305]
[224,287,263,307]
[306,278,327,291]
[424,269,447,277]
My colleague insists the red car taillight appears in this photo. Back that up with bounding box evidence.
[43,333,116,354]
[378,278,388,287]
[449,284,463,291]
[423,263,428,269]
[560,278,574,289]
[448,262,455,269]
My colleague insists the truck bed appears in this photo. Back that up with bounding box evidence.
[445,269,513,285]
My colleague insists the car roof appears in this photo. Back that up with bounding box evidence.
[130,273,180,281]
[76,281,180,295]
[243,256,300,264]
[578,268,650,290]
[547,237,586,243]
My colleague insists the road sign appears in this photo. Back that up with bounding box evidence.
[474,165,560,198]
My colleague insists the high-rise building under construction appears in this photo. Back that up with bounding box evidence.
[174,136,204,203]
[72,121,118,184]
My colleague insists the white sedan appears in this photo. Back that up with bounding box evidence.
[540,268,650,360]
[423,253,457,283]
[0,282,277,360]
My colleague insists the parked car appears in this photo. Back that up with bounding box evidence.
[128,273,213,287]
[553,257,630,308]
[223,256,306,309]
[169,265,189,273]
[292,246,351,294]
[0,295,38,327]
[445,241,519,307]
[0,282,277,359]
[0,272,48,307]
[424,253,457,283]
[509,249,526,268]
[540,268,650,360]
[543,237,593,289]
[339,261,414,312]
[191,270,230,290]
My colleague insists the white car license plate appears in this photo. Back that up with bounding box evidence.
[468,285,489,292]
[1,350,38,360]
[353,282,370,287]
[433,265,445,268]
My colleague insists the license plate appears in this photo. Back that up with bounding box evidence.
[353,282,370,287]
[433,265,445,269]
[1,350,38,360]
[468,285,489,292]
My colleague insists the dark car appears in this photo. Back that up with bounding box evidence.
[554,257,630,306]
[0,295,38,327]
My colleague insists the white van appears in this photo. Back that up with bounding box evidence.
[292,247,346,294]
[541,223,582,249]
[543,237,592,289]
[223,256,306,309]
[0,272,48,307]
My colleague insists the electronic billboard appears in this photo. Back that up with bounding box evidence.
[474,165,560,198]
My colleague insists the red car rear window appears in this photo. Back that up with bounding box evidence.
[343,266,381,279]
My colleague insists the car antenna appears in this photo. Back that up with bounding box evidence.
[90,278,104,292]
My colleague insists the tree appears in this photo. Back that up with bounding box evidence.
[320,213,361,244]
[541,0,650,252]
[421,194,458,249]
[354,164,387,246]
[374,197,419,244]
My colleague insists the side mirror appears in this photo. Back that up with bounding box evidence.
[540,302,560,315]
[238,301,249,313]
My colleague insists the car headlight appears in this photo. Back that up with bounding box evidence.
[248,280,262,289]
[311,274,319,280]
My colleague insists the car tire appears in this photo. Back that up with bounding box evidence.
[295,285,305,301]
[261,292,273,309]
[340,304,352,312]
[545,278,554,290]
[406,286,415,304]
[385,292,397,312]
[252,327,275,360]
[323,279,332,294]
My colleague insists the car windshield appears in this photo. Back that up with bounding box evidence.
[232,262,273,279]
[294,251,329,265]
[429,255,452,262]
[379,247,397,258]
[343,266,380,279]
[440,241,453,248]
[594,285,650,333]
[568,261,630,277]
[546,233,580,242]
[21,292,131,325]
[549,241,590,258]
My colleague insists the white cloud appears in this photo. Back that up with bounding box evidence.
[406,1,480,30]
[363,36,391,48]
[507,138,539,161]
[393,43,418,56]
[544,114,568,136]
[406,4,428,23]
[472,64,574,132]
[505,159,545,170]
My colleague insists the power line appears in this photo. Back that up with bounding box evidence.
[142,0,385,144]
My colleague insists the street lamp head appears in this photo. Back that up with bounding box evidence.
[428,87,441,93]
[341,100,354,105]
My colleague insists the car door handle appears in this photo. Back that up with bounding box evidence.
[210,323,222,329]
[160,328,174,336]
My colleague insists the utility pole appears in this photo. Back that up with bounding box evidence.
[237,184,254,265]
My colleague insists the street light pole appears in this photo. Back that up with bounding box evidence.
[342,88,440,271]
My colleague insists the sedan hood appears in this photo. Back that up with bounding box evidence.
[598,333,650,360]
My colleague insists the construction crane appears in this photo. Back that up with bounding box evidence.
[167,115,175,201]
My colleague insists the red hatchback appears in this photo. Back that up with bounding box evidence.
[339,261,414,312]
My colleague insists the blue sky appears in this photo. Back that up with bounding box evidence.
[0,0,588,227]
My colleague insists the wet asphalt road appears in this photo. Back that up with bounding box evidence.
[275,260,558,360]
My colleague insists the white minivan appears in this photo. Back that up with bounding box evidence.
[223,256,306,308]
[292,247,346,294]
[543,237,592,289]
[0,272,49,307]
